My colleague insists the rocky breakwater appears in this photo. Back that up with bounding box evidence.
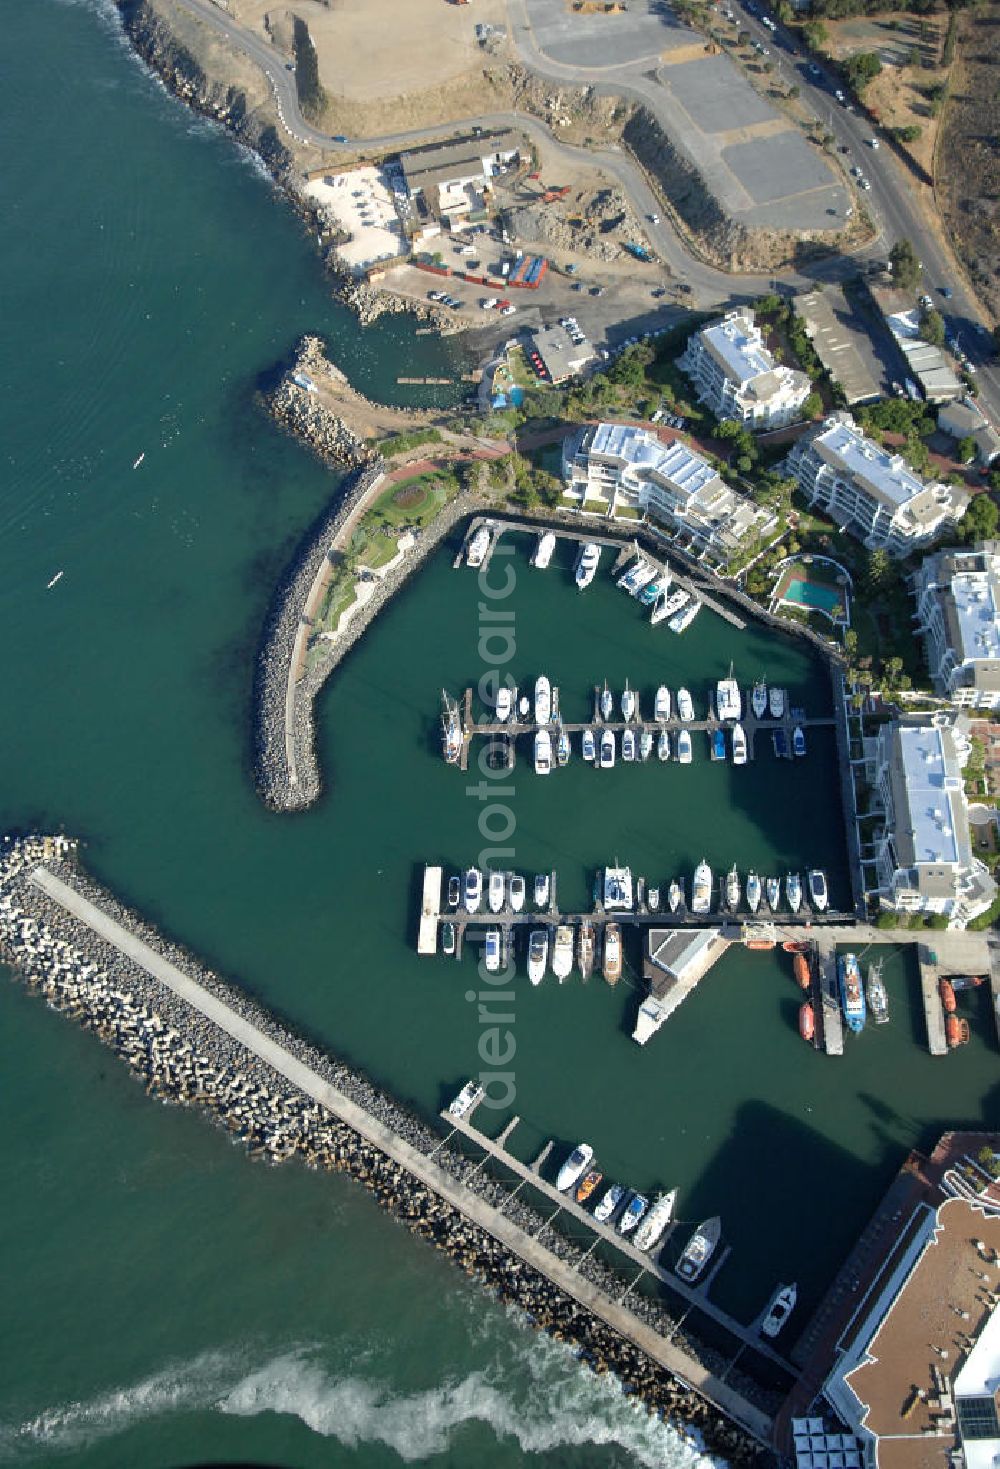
[0,834,769,1465]
[266,337,372,471]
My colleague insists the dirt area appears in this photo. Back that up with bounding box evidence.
[503,180,648,263]
[936,5,1000,322]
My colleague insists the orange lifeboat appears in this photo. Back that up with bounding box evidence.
[783,940,810,953]
[939,977,957,1014]
[946,1016,970,1049]
[799,1002,815,1043]
[793,953,811,991]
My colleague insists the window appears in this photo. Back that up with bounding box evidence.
[957,1394,1000,1441]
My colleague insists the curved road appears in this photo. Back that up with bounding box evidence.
[167,0,998,415]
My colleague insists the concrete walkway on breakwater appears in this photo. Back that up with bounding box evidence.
[30,866,774,1447]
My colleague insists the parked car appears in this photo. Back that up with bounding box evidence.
[500,304,517,316]
[940,286,953,299]
[331,134,348,143]
[867,136,879,149]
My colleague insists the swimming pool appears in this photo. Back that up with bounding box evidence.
[781,577,842,613]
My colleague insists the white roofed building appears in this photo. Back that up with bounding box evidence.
[786,412,969,556]
[678,309,812,428]
[913,543,1000,709]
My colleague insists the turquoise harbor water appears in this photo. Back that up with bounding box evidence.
[2,4,999,1466]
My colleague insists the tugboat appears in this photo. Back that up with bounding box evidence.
[939,977,957,1014]
[675,1216,722,1282]
[946,1015,971,1048]
[578,921,595,981]
[867,959,889,1024]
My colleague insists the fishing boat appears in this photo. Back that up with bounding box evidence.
[773,728,790,759]
[640,729,653,762]
[621,681,637,721]
[769,686,785,719]
[442,921,456,956]
[582,728,596,762]
[676,729,692,765]
[647,886,660,913]
[600,682,614,722]
[668,879,683,913]
[731,724,748,766]
[677,688,695,722]
[576,1169,603,1205]
[751,680,767,719]
[622,728,637,762]
[441,691,463,764]
[691,860,712,915]
[657,731,671,762]
[534,873,550,908]
[761,1283,797,1339]
[485,928,501,973]
[488,870,505,913]
[867,960,889,1024]
[766,877,781,911]
[716,666,741,722]
[556,724,571,767]
[464,867,483,913]
[655,685,671,722]
[711,728,726,762]
[447,875,461,908]
[594,1183,625,1224]
[534,730,553,776]
[531,531,556,569]
[786,873,802,914]
[746,872,762,913]
[534,675,552,725]
[448,1080,484,1118]
[946,1015,971,1048]
[603,922,622,984]
[670,600,701,634]
[799,1002,815,1043]
[509,874,526,912]
[675,1216,722,1282]
[552,924,574,982]
[634,1189,678,1252]
[618,1193,650,1235]
[527,928,548,984]
[792,725,807,758]
[808,869,829,912]
[939,977,957,1014]
[578,921,595,981]
[466,526,490,568]
[599,728,616,769]
[557,1143,594,1193]
[495,686,513,723]
[725,865,741,912]
[838,953,866,1032]
[575,542,602,590]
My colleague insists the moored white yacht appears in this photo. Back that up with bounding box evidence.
[534,675,551,725]
[599,728,616,769]
[629,565,658,595]
[746,871,762,913]
[691,860,712,915]
[751,680,767,719]
[485,928,501,972]
[575,542,602,590]
[531,531,556,568]
[488,870,506,914]
[655,685,671,722]
[594,1183,625,1224]
[634,1189,678,1252]
[447,875,461,908]
[668,878,683,912]
[677,688,694,722]
[603,921,622,984]
[618,1193,649,1235]
[808,869,829,912]
[621,681,637,721]
[786,872,802,914]
[669,600,701,634]
[653,588,688,626]
[552,924,574,982]
[464,867,483,913]
[640,729,653,761]
[448,1080,484,1118]
[657,731,670,762]
[557,1143,594,1193]
[676,1216,722,1283]
[578,921,595,980]
[600,682,614,722]
[556,724,571,767]
[725,865,741,911]
[622,728,637,762]
[761,1283,798,1339]
[676,729,692,764]
[527,928,549,985]
[792,725,806,758]
[731,724,747,766]
[466,525,490,568]
[534,729,553,775]
[534,873,550,908]
[769,686,785,719]
[509,873,526,912]
[495,686,513,723]
[716,666,742,722]
[765,876,781,911]
[582,727,596,762]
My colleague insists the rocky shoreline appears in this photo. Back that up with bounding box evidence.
[0,834,771,1464]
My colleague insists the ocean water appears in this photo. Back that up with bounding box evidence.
[3,4,999,1466]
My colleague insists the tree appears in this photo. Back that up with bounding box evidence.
[888,238,922,292]
[803,20,828,51]
[844,628,859,654]
[866,546,892,589]
[956,435,977,465]
[893,124,922,143]
[920,309,946,347]
[801,391,823,421]
[959,493,999,544]
[844,51,882,93]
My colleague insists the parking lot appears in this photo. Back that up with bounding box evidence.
[303,166,406,275]
[524,0,695,68]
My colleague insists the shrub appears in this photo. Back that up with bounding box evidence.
[292,18,326,122]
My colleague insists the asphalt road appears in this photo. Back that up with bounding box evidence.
[166,0,998,418]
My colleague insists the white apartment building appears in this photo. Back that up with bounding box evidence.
[677,309,812,428]
[562,421,775,563]
[786,412,969,556]
[913,543,1000,710]
[864,716,995,926]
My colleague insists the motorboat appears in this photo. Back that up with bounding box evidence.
[447,875,461,908]
[676,729,692,764]
[669,600,701,633]
[464,867,483,913]
[618,1193,650,1235]
[765,877,781,911]
[603,922,622,984]
[621,681,637,721]
[576,1169,603,1204]
[557,1143,594,1193]
[799,1002,815,1043]
[677,688,694,722]
[867,960,889,1024]
[655,685,671,722]
[769,686,785,719]
[531,531,556,569]
[838,952,866,1033]
[488,870,506,913]
[448,1080,484,1119]
[725,865,741,912]
[691,860,712,915]
[792,725,806,758]
[495,686,513,724]
[751,680,767,719]
[509,873,526,912]
[711,728,726,762]
[716,667,741,722]
[466,525,490,568]
[594,1183,625,1224]
[640,729,653,762]
[773,728,790,759]
[761,1283,797,1339]
[622,728,637,762]
[527,928,548,985]
[578,921,595,981]
[668,879,683,912]
[675,1216,722,1282]
[442,921,456,956]
[647,886,660,912]
[634,1189,678,1252]
[786,873,802,913]
[518,695,530,719]
[575,542,602,590]
[552,924,574,982]
[746,872,762,913]
[600,682,614,722]
[534,675,552,725]
[731,724,747,766]
[808,869,829,912]
[485,928,501,973]
[599,729,616,769]
[534,729,553,776]
[534,873,550,908]
[657,731,671,761]
[582,728,596,762]
[556,724,571,767]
